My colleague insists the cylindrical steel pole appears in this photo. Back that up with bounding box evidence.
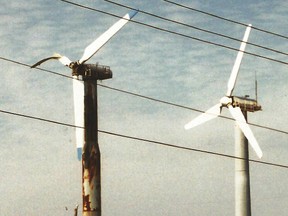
[82,79,101,216]
[235,110,251,216]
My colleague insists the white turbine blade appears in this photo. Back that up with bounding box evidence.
[57,54,72,67]
[73,76,84,161]
[78,10,138,64]
[185,103,222,130]
[226,24,252,96]
[228,106,263,158]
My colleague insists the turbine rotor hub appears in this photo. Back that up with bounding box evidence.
[220,96,233,107]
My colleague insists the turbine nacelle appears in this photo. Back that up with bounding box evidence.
[219,96,262,111]
[71,62,112,80]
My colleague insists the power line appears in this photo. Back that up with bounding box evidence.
[59,0,288,66]
[163,0,288,40]
[1,56,288,136]
[0,109,81,128]
[104,0,288,58]
[0,56,72,79]
[98,84,288,136]
[100,129,288,169]
[1,108,288,169]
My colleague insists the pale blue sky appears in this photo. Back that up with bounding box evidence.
[1,0,288,215]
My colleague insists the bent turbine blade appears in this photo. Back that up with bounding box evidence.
[228,106,263,158]
[30,53,62,68]
[78,10,138,64]
[30,53,72,68]
[185,103,222,130]
[226,24,252,96]
[73,77,84,161]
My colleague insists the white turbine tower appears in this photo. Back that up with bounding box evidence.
[185,24,262,159]
[31,10,138,160]
[185,24,262,216]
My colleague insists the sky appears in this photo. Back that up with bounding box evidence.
[0,0,288,215]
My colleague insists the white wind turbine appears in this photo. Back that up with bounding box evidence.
[31,10,138,160]
[185,24,263,159]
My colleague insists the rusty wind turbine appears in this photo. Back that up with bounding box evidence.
[31,10,138,216]
[31,10,138,160]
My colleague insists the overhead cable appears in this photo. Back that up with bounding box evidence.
[1,56,288,136]
[100,129,288,169]
[0,108,287,169]
[59,0,288,66]
[104,0,288,58]
[0,109,81,128]
[163,0,288,40]
[0,56,72,79]
[98,84,288,136]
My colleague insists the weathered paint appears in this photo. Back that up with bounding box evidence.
[73,63,112,80]
[82,80,101,216]
[77,64,113,216]
[74,205,79,216]
[232,96,261,112]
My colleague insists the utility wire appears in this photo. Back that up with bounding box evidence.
[0,108,287,169]
[163,0,288,40]
[100,130,288,169]
[98,84,288,135]
[0,56,72,79]
[1,56,288,136]
[0,109,81,128]
[59,0,288,66]
[1,2,287,176]
[104,0,288,58]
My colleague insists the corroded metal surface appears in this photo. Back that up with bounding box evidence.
[72,63,112,80]
[232,96,262,112]
[82,80,101,216]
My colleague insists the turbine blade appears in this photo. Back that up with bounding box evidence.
[226,24,252,96]
[78,10,138,64]
[57,54,72,67]
[228,106,263,158]
[73,76,84,161]
[185,103,221,130]
[30,53,72,68]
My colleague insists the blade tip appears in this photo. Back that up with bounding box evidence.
[128,9,138,19]
[77,148,82,161]
[184,124,192,130]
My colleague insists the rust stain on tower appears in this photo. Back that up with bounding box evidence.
[82,80,101,215]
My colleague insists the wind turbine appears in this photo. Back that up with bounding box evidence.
[31,10,138,215]
[31,10,138,160]
[184,24,263,159]
[185,24,263,216]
